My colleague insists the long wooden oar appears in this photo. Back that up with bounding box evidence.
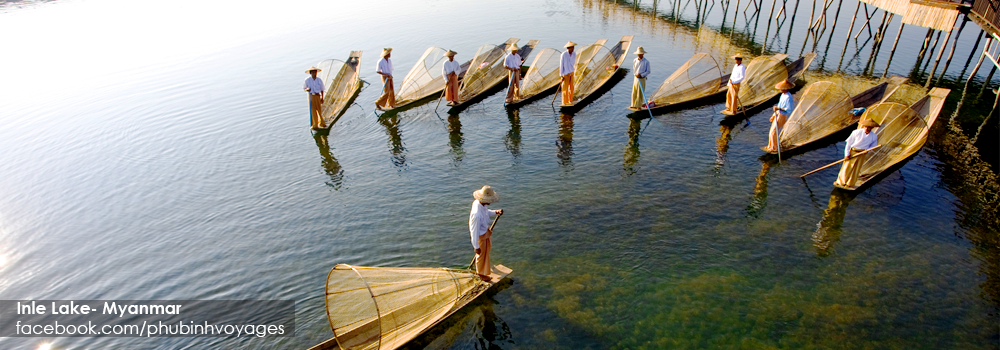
[468,212,503,271]
[799,144,882,178]
[636,77,654,120]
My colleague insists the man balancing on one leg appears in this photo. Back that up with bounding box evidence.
[630,46,651,110]
[765,80,794,152]
[469,185,503,282]
[442,50,460,106]
[503,43,523,103]
[559,41,577,106]
[375,48,395,110]
[722,53,746,114]
[834,118,879,188]
[303,66,325,129]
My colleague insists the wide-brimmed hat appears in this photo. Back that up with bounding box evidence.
[444,50,457,57]
[473,185,499,203]
[774,80,794,90]
[305,66,321,73]
[381,48,392,57]
[861,118,880,128]
[634,46,646,55]
[732,53,744,59]
[507,43,519,51]
[564,41,577,48]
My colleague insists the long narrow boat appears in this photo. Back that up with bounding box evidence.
[559,35,634,112]
[379,46,453,113]
[448,38,539,112]
[315,51,363,129]
[761,76,907,154]
[307,263,513,350]
[627,52,731,113]
[504,47,562,108]
[720,52,817,116]
[833,87,950,191]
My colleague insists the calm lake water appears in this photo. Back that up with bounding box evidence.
[1,0,997,349]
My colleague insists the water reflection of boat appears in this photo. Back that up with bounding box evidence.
[715,124,733,170]
[745,159,773,219]
[505,109,521,158]
[378,115,407,168]
[314,51,363,130]
[505,48,562,108]
[720,53,816,117]
[309,264,512,350]
[623,117,642,176]
[449,39,538,113]
[812,189,857,256]
[399,279,513,350]
[762,77,906,154]
[559,36,633,112]
[627,53,730,113]
[313,133,344,190]
[833,88,950,191]
[557,113,574,167]
[447,113,464,164]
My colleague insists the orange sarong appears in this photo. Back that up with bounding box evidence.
[444,73,459,103]
[376,76,395,109]
[561,74,575,105]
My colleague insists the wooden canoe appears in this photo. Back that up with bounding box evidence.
[315,51,363,130]
[307,264,513,350]
[720,52,817,116]
[448,38,539,112]
[559,35,634,112]
[504,47,562,108]
[761,76,908,154]
[833,87,950,191]
[627,52,731,113]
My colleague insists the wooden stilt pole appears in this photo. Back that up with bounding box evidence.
[970,89,999,145]
[936,15,970,85]
[837,1,862,70]
[922,30,943,73]
[949,37,990,124]
[976,65,997,100]
[785,0,801,52]
[763,0,778,52]
[882,21,905,77]
[925,18,957,88]
[868,13,893,75]
[958,29,986,81]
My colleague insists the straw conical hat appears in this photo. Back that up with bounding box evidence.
[444,50,457,57]
[473,185,499,203]
[381,48,392,57]
[861,118,880,128]
[774,80,794,90]
[564,41,577,48]
[507,43,519,51]
[633,46,646,55]
[305,66,321,73]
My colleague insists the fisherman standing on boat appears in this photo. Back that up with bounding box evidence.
[442,50,460,106]
[559,41,577,106]
[304,66,325,129]
[723,53,746,113]
[766,80,794,152]
[375,48,395,110]
[630,47,651,110]
[470,185,503,281]
[834,119,879,188]
[504,44,523,103]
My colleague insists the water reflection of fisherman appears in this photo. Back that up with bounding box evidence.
[557,113,574,167]
[505,109,521,158]
[559,42,577,106]
[375,48,395,110]
[746,160,772,218]
[834,119,879,188]
[377,115,406,167]
[812,190,854,256]
[504,44,523,103]
[313,133,344,190]
[765,80,795,152]
[442,50,460,106]
[630,47,651,109]
[716,124,733,167]
[623,117,642,175]
[448,114,464,163]
[303,66,326,129]
[722,53,745,113]
[469,186,503,281]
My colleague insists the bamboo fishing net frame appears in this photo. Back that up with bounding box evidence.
[737,54,791,110]
[779,81,855,151]
[566,36,631,106]
[394,47,450,108]
[649,52,724,107]
[855,101,928,184]
[457,43,511,103]
[516,48,562,102]
[316,51,363,127]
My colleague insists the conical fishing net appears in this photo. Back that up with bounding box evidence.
[568,37,630,105]
[458,42,512,102]
[857,102,927,183]
[325,264,488,350]
[316,51,362,126]
[650,53,722,106]
[738,55,790,109]
[780,81,854,150]
[395,47,449,107]
[518,48,561,100]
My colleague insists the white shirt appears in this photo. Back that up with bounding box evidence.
[776,92,793,115]
[376,57,393,76]
[442,59,460,78]
[633,57,651,78]
[729,63,746,85]
[844,128,878,157]
[469,200,498,249]
[504,53,522,70]
[560,50,577,76]
[303,77,324,94]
